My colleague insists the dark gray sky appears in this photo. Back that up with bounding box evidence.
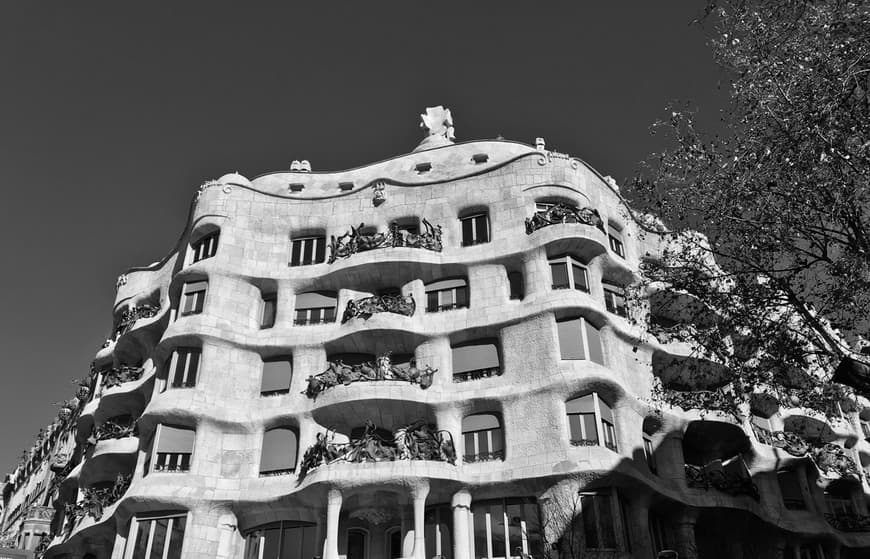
[0,1,728,474]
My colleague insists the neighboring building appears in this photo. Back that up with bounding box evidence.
[6,107,870,559]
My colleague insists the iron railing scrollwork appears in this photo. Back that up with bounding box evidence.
[525,203,605,234]
[303,354,436,399]
[328,219,442,263]
[342,294,416,323]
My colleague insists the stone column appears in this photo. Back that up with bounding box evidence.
[673,508,698,559]
[452,489,472,559]
[625,494,654,559]
[412,482,430,559]
[323,489,342,559]
[656,434,687,486]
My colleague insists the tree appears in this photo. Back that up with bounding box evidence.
[629,0,870,414]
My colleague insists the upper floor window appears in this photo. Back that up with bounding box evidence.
[244,522,318,559]
[460,212,490,246]
[549,255,589,292]
[861,420,870,439]
[507,270,524,300]
[261,357,292,396]
[127,513,187,559]
[260,293,277,329]
[603,284,627,317]
[566,393,617,451]
[190,231,219,264]
[452,339,500,382]
[557,316,605,365]
[148,425,194,474]
[165,347,200,390]
[259,428,298,476]
[470,498,543,559]
[426,278,469,312]
[778,470,805,510]
[180,281,207,316]
[290,235,326,266]
[293,291,337,325]
[608,223,625,258]
[462,413,504,462]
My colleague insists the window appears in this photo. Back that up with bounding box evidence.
[608,224,625,258]
[166,348,200,390]
[126,513,186,559]
[566,393,617,451]
[244,522,318,559]
[643,434,656,473]
[460,212,490,246]
[179,281,207,316]
[649,511,673,554]
[861,421,870,439]
[462,414,504,462]
[289,236,326,266]
[261,357,292,396]
[293,291,336,325]
[424,505,451,559]
[603,284,627,317]
[452,340,500,382]
[507,270,524,300]
[471,498,542,559]
[415,162,432,173]
[259,428,298,476]
[751,414,774,443]
[556,316,605,365]
[261,293,277,329]
[426,278,469,312]
[472,153,489,164]
[549,256,589,292]
[190,231,219,264]
[347,529,367,559]
[825,490,855,516]
[580,492,618,550]
[799,544,826,559]
[778,471,805,510]
[149,425,194,474]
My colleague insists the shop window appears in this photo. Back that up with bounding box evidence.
[165,348,200,390]
[424,505,451,559]
[289,236,326,266]
[507,270,524,300]
[244,522,318,559]
[425,278,469,312]
[603,284,627,317]
[608,223,625,258]
[566,393,617,451]
[452,340,500,382]
[462,413,505,462]
[260,293,277,329]
[347,529,367,559]
[261,357,292,396]
[556,317,605,365]
[149,425,194,474]
[180,281,207,316]
[471,498,542,559]
[190,231,219,264]
[259,428,298,476]
[778,471,805,510]
[460,212,490,246]
[580,492,618,550]
[549,255,589,292]
[293,291,337,325]
[127,513,187,559]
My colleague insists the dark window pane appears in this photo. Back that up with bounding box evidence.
[490,428,504,453]
[314,238,326,263]
[598,495,617,548]
[456,286,469,308]
[261,360,292,394]
[473,505,488,559]
[585,322,604,365]
[476,216,489,243]
[523,503,543,557]
[262,298,276,328]
[506,502,523,556]
[148,518,169,559]
[132,520,150,559]
[291,241,302,266]
[508,271,524,300]
[323,307,335,322]
[568,415,583,441]
[464,432,476,459]
[427,291,439,312]
[490,504,506,558]
[167,517,186,559]
[263,527,281,559]
[583,414,599,444]
[462,218,474,246]
[185,351,199,387]
[581,496,599,549]
[192,291,205,313]
[302,239,313,265]
[551,263,569,289]
[572,264,588,292]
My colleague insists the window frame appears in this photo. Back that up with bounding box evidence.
[293,291,337,326]
[460,212,491,246]
[607,224,625,258]
[643,434,657,473]
[579,491,622,551]
[425,278,469,313]
[243,521,318,559]
[462,413,505,463]
[179,281,207,317]
[289,235,326,266]
[124,512,188,559]
[164,347,200,391]
[469,497,542,559]
[566,393,618,452]
[259,427,298,476]
[260,293,277,329]
[190,231,219,264]
[556,316,605,365]
[260,357,292,396]
[548,255,589,292]
[149,424,195,475]
[602,285,628,317]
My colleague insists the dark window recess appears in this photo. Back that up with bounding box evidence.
[604,287,628,317]
[261,295,277,329]
[472,153,489,164]
[778,471,805,510]
[426,279,469,312]
[290,237,326,266]
[608,225,625,258]
[180,281,207,316]
[338,182,354,191]
[191,232,219,263]
[507,271,524,300]
[415,162,432,173]
[170,348,200,389]
[461,213,490,246]
[462,414,504,462]
[288,183,305,192]
[452,341,501,382]
[260,358,292,396]
[259,428,297,475]
[294,291,337,325]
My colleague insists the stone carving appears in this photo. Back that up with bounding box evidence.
[113,305,160,338]
[328,219,442,263]
[65,474,131,530]
[684,455,759,499]
[341,293,416,323]
[536,149,581,169]
[299,420,455,479]
[525,203,605,234]
[303,353,435,399]
[372,181,386,205]
[98,365,144,389]
[290,160,311,172]
[420,106,455,142]
[115,274,127,289]
[196,179,222,201]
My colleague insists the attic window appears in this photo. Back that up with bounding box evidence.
[472,153,489,164]
[338,182,354,191]
[288,183,305,192]
[415,162,432,173]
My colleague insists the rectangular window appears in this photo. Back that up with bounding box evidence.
[507,271,524,300]
[461,213,490,246]
[580,493,618,550]
[152,425,194,474]
[289,236,326,266]
[862,421,870,439]
[190,232,219,263]
[557,317,605,365]
[549,256,589,292]
[452,342,500,382]
[261,294,277,329]
[127,514,186,559]
[778,471,805,510]
[168,348,200,389]
[293,292,337,325]
[644,436,657,473]
[608,225,625,258]
[426,279,469,312]
[603,286,628,317]
[470,498,542,559]
[572,264,589,292]
[261,358,292,396]
[550,262,570,290]
[180,281,207,316]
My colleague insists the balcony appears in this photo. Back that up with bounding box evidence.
[525,203,605,234]
[99,365,144,390]
[825,512,870,532]
[684,456,759,499]
[328,219,442,263]
[750,424,810,456]
[341,294,416,323]
[811,443,861,480]
[303,354,436,399]
[91,417,135,443]
[113,305,160,338]
[64,474,131,532]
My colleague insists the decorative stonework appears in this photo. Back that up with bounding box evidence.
[341,293,415,323]
[420,106,455,142]
[372,181,386,205]
[525,203,605,234]
[303,353,435,399]
[115,274,127,289]
[195,179,222,201]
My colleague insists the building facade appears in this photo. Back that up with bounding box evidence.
[5,107,870,559]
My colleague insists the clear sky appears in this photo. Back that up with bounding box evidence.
[0,1,728,475]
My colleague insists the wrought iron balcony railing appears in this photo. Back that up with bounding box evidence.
[153,452,191,473]
[525,203,605,234]
[464,450,505,463]
[342,294,416,323]
[825,512,870,532]
[65,474,131,532]
[684,456,759,499]
[303,354,436,399]
[328,219,442,263]
[113,305,160,338]
[99,365,145,389]
[453,367,501,383]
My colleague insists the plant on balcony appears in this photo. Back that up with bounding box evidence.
[341,293,416,323]
[328,219,442,263]
[811,443,861,480]
[524,203,605,234]
[302,353,436,399]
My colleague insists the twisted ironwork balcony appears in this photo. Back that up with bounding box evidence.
[341,294,416,323]
[825,512,870,532]
[524,203,605,234]
[303,354,436,399]
[328,219,442,263]
[684,457,759,499]
[811,443,861,480]
[570,438,599,447]
[65,474,131,531]
[92,417,136,443]
[98,365,144,389]
[259,467,295,478]
[299,421,456,479]
[662,385,736,414]
[153,452,191,473]
[750,424,810,456]
[453,367,501,383]
[113,305,160,338]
